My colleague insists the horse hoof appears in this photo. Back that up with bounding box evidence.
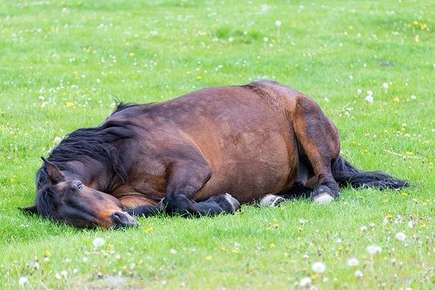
[224,193,240,212]
[313,193,334,204]
[259,194,286,207]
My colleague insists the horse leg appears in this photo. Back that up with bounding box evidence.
[119,194,163,217]
[292,96,340,203]
[162,156,240,216]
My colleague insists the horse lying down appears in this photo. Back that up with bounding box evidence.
[21,80,408,228]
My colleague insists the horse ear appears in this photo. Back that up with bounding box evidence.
[19,205,38,215]
[41,157,65,184]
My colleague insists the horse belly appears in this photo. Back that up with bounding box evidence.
[195,130,298,203]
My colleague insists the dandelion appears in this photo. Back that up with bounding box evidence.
[395,232,406,241]
[367,245,382,255]
[275,20,282,28]
[29,260,40,270]
[311,261,326,273]
[347,257,359,267]
[299,277,312,288]
[18,276,28,287]
[355,270,363,278]
[365,90,374,104]
[260,4,271,14]
[92,237,105,248]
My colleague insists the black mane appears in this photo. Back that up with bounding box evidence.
[112,102,140,114]
[36,119,136,190]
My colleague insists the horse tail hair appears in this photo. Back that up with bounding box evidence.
[331,156,409,190]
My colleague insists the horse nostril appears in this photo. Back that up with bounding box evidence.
[111,212,138,229]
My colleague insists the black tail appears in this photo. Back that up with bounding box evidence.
[332,156,409,190]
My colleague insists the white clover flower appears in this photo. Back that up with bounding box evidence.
[367,245,382,255]
[357,88,362,95]
[275,20,282,28]
[92,237,105,248]
[347,257,359,267]
[299,218,306,225]
[395,232,406,241]
[311,261,326,273]
[355,270,363,278]
[410,95,416,100]
[408,220,414,228]
[299,277,312,288]
[382,82,389,90]
[360,225,368,232]
[336,238,342,244]
[19,276,28,287]
[169,248,177,255]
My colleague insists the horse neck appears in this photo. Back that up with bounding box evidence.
[62,159,114,192]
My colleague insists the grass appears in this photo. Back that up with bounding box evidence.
[0,0,434,289]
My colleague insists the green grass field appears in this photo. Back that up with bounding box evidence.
[0,0,434,289]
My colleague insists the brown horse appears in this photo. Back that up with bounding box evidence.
[21,80,407,228]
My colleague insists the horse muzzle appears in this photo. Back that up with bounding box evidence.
[111,211,138,228]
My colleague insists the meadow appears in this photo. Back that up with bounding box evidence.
[0,0,433,289]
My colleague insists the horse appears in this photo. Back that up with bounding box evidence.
[21,80,408,228]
